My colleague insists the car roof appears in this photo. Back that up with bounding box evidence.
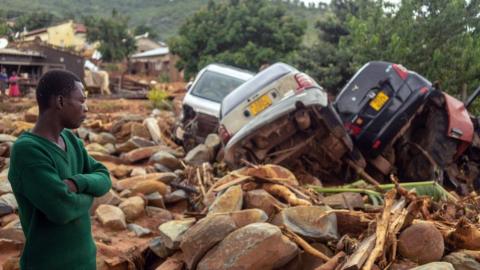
[200,63,254,81]
[220,62,298,118]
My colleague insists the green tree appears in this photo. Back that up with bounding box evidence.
[133,24,158,40]
[340,0,480,95]
[12,11,59,32]
[295,0,370,93]
[169,0,306,78]
[83,10,136,62]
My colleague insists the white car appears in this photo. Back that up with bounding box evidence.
[176,63,254,149]
[219,63,357,182]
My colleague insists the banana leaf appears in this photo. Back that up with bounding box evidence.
[309,180,457,205]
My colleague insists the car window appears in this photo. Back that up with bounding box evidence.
[191,70,247,103]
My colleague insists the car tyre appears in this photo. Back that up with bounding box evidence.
[396,96,458,181]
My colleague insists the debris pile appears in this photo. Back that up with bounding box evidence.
[1,99,480,270]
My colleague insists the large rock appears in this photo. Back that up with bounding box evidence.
[443,251,480,270]
[0,134,16,143]
[104,143,116,155]
[245,189,286,217]
[208,185,243,215]
[155,253,184,270]
[127,223,151,237]
[272,205,338,241]
[130,122,152,140]
[119,196,145,221]
[0,181,12,195]
[0,202,14,217]
[0,142,11,157]
[154,163,172,173]
[0,213,17,227]
[91,190,122,213]
[322,192,364,209]
[0,193,17,210]
[0,227,25,243]
[77,127,90,140]
[184,144,212,166]
[130,167,147,177]
[146,206,173,226]
[122,146,167,163]
[115,136,155,153]
[197,223,298,270]
[12,121,34,136]
[145,192,166,208]
[86,143,110,154]
[24,106,38,123]
[144,117,163,144]
[149,237,174,258]
[398,223,444,264]
[116,173,175,191]
[410,262,454,270]
[110,164,133,178]
[164,190,188,204]
[132,180,170,196]
[158,218,196,249]
[149,151,183,171]
[180,214,237,269]
[95,204,127,230]
[97,132,117,145]
[214,209,268,228]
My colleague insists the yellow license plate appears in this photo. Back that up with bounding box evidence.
[249,94,272,116]
[370,91,389,111]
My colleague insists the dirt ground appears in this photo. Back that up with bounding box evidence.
[0,96,157,117]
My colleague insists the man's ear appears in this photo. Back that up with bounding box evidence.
[55,95,64,110]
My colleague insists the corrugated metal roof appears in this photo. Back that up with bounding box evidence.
[131,47,169,58]
[0,48,44,57]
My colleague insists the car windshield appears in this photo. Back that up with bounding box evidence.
[191,70,247,103]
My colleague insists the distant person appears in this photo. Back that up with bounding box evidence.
[8,69,112,269]
[8,71,20,97]
[0,68,7,96]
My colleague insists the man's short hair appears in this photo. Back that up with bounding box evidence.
[36,69,82,112]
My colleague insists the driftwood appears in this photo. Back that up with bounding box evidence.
[362,189,396,270]
[382,199,408,267]
[341,234,376,270]
[281,226,331,261]
[314,251,346,270]
[333,210,375,237]
[263,183,312,206]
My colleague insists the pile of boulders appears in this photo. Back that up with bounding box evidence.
[1,104,480,270]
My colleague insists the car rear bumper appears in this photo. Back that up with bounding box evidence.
[224,88,353,168]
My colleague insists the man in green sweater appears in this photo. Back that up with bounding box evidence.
[8,69,112,270]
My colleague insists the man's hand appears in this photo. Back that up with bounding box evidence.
[63,179,78,193]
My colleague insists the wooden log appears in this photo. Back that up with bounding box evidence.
[362,189,396,270]
[341,234,376,270]
[314,251,346,270]
[281,226,331,261]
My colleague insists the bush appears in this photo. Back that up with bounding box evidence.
[147,88,172,110]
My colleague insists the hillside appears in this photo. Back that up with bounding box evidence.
[1,0,325,43]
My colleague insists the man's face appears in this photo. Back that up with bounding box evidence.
[61,81,88,129]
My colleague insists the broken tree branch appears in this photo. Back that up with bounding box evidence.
[281,226,331,261]
[314,251,346,270]
[362,189,396,270]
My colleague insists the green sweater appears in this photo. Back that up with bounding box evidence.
[8,129,111,270]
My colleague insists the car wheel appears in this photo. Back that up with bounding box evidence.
[396,98,458,181]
